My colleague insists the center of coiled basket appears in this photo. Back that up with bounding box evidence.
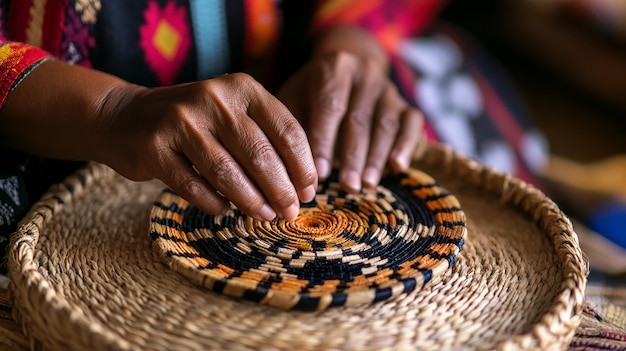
[150,169,466,311]
[289,208,351,239]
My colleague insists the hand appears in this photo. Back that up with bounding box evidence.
[277,25,424,192]
[96,73,318,220]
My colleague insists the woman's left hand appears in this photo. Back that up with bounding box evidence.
[277,25,424,193]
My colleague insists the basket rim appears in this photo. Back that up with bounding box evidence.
[7,143,588,350]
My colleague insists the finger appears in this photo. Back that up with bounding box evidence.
[246,85,318,207]
[362,85,404,188]
[388,107,425,172]
[307,53,353,180]
[157,153,231,215]
[218,114,303,220]
[338,59,385,193]
[183,135,282,221]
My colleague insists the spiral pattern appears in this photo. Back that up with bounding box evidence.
[150,169,466,311]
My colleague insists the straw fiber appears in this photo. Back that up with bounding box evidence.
[7,144,588,351]
[151,168,466,311]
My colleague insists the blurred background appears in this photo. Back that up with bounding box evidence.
[443,0,626,159]
[440,0,626,326]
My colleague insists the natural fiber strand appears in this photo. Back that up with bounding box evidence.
[7,143,587,351]
[0,289,29,351]
[151,169,466,311]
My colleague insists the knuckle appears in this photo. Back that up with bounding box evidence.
[160,103,202,136]
[209,155,239,189]
[404,108,425,128]
[408,107,425,121]
[274,193,297,209]
[376,112,400,135]
[318,94,346,117]
[174,173,207,200]
[205,73,260,100]
[366,152,387,168]
[227,72,259,91]
[349,109,373,126]
[161,103,187,125]
[385,81,401,96]
[226,72,253,84]
[278,118,308,148]
[328,51,357,67]
[272,187,298,208]
[363,57,379,70]
[248,140,277,169]
[300,169,318,187]
[269,186,298,209]
[319,51,355,80]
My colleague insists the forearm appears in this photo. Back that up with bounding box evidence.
[0,59,140,162]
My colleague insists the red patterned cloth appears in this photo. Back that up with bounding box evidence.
[0,41,50,107]
[312,0,446,54]
[0,0,445,92]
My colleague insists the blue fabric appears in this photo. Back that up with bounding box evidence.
[589,202,626,250]
[190,0,230,80]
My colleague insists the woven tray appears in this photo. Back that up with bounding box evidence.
[7,144,587,351]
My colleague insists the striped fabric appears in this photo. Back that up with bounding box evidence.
[6,0,68,55]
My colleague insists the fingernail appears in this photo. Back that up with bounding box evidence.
[254,204,276,221]
[299,185,317,203]
[340,170,361,193]
[315,158,330,179]
[280,203,300,221]
[362,167,379,188]
[392,149,411,171]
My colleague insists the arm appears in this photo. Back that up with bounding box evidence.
[0,54,317,221]
[1,58,128,161]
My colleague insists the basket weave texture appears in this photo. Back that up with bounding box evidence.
[7,144,588,351]
[151,168,467,311]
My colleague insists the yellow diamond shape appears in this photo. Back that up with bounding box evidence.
[153,19,181,61]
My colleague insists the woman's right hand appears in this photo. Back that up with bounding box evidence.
[96,73,318,221]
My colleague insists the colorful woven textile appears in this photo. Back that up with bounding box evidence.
[571,303,626,350]
[151,168,466,310]
[0,41,50,106]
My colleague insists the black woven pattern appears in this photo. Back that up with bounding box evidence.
[150,169,466,311]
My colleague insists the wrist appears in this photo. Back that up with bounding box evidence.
[91,81,150,166]
[312,24,389,72]
[0,60,146,162]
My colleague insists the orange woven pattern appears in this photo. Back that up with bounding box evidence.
[150,169,466,311]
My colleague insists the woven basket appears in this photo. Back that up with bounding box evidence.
[7,143,587,351]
